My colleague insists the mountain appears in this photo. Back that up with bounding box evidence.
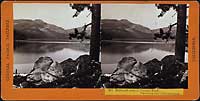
[14,19,176,41]
[101,19,154,41]
[14,19,69,40]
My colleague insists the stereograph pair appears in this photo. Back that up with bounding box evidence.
[1,1,199,100]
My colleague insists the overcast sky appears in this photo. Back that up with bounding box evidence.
[14,3,91,29]
[14,3,178,30]
[102,4,177,29]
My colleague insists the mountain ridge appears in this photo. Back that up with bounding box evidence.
[14,19,176,41]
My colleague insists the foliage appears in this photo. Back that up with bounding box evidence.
[69,4,92,17]
[68,4,93,41]
[155,4,178,17]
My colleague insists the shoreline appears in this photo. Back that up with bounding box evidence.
[15,40,90,44]
[15,39,176,44]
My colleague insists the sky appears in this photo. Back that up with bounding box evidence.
[102,4,177,29]
[14,3,91,29]
[14,3,178,30]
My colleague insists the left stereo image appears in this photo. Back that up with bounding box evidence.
[13,3,102,88]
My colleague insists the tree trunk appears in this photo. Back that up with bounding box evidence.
[175,4,187,63]
[90,4,101,61]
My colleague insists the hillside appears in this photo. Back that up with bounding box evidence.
[14,19,176,41]
[14,19,69,40]
[101,19,154,41]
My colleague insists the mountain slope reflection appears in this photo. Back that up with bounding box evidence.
[14,41,90,53]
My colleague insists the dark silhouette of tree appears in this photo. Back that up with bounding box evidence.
[175,5,187,62]
[69,4,101,62]
[155,4,177,17]
[156,4,187,62]
[69,23,92,41]
[154,23,177,41]
[90,4,101,61]
[70,4,92,18]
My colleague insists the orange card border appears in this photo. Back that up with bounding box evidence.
[1,0,199,100]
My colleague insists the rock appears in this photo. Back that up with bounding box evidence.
[110,57,148,86]
[73,55,101,87]
[95,74,110,88]
[16,55,102,88]
[41,61,63,83]
[156,55,188,88]
[32,56,53,71]
[117,57,137,71]
[161,55,178,76]
[27,57,63,84]
[60,58,77,76]
[75,55,92,76]
[13,75,27,87]
[90,60,102,80]
[75,75,96,88]
[59,55,102,88]
[19,82,29,88]
[48,61,63,77]
[26,69,43,82]
[144,58,162,77]
[110,68,126,86]
[98,55,188,88]
[60,55,95,77]
[27,56,53,83]
[110,57,137,86]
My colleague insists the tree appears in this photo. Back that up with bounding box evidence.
[90,4,101,61]
[175,5,187,63]
[156,4,187,63]
[70,4,101,62]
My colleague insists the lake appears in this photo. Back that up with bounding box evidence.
[14,41,188,74]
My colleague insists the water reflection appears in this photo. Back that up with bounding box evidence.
[14,42,90,53]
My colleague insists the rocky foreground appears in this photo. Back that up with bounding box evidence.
[98,55,188,88]
[13,55,187,88]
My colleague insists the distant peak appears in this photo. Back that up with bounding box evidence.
[34,19,46,24]
[34,19,43,21]
[120,19,130,22]
[101,19,118,21]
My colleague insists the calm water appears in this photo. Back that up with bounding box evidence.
[101,41,188,73]
[14,41,188,74]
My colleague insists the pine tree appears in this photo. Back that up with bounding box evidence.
[156,4,187,62]
[70,4,101,61]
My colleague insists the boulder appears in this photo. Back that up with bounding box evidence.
[59,55,102,88]
[32,56,53,71]
[27,57,63,84]
[154,55,188,88]
[26,69,44,83]
[161,55,180,77]
[13,75,27,87]
[144,58,162,77]
[41,61,63,83]
[60,58,77,76]
[110,57,148,86]
[75,55,92,76]
[73,55,101,87]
